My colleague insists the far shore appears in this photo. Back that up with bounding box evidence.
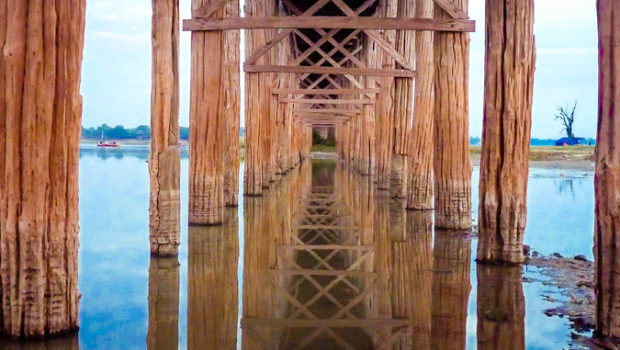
[81,140,595,171]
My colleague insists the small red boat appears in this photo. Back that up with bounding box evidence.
[97,141,121,148]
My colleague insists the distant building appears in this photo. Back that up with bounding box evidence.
[555,137,586,146]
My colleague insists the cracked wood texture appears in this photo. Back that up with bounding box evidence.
[0,0,85,338]
[222,0,241,207]
[189,0,231,224]
[150,0,181,255]
[477,0,535,264]
[433,0,472,229]
[374,0,397,190]
[595,0,620,339]
[244,0,275,195]
[407,0,435,209]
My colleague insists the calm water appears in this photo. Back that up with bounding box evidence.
[1,146,595,349]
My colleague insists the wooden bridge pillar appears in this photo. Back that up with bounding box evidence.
[150,0,181,255]
[477,0,535,264]
[0,0,85,338]
[595,0,620,340]
[433,0,472,229]
[222,0,241,207]
[407,0,435,210]
[188,0,240,224]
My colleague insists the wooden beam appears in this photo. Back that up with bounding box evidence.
[433,0,469,19]
[183,17,475,32]
[245,65,416,77]
[294,108,359,115]
[279,98,375,105]
[273,88,381,95]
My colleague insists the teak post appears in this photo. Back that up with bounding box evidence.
[595,0,620,340]
[188,0,228,224]
[477,0,535,264]
[0,0,85,338]
[407,0,435,210]
[150,0,181,255]
[433,0,472,229]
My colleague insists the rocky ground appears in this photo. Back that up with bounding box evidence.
[527,252,619,349]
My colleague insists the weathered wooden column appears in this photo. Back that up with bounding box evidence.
[150,0,181,255]
[407,0,435,210]
[375,0,398,190]
[433,0,472,229]
[477,0,535,264]
[0,0,85,338]
[147,257,180,349]
[477,265,525,350]
[188,0,223,224]
[391,0,417,199]
[222,0,241,207]
[595,0,620,340]
[189,0,235,224]
[244,0,273,195]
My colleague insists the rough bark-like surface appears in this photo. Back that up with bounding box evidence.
[150,0,181,255]
[407,0,435,210]
[477,0,535,264]
[222,0,241,207]
[433,1,472,229]
[431,232,471,349]
[244,0,275,195]
[595,0,620,340]
[477,265,525,350]
[0,0,85,338]
[188,209,239,349]
[189,0,226,224]
[375,0,397,190]
[147,257,180,349]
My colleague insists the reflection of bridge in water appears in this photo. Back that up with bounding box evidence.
[132,160,528,350]
[236,160,521,350]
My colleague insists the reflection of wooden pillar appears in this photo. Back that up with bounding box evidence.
[391,210,434,349]
[595,0,620,339]
[188,209,239,349]
[478,0,535,264]
[0,0,85,338]
[222,0,241,207]
[147,257,180,350]
[407,0,435,210]
[189,0,226,224]
[431,232,471,350]
[150,0,181,255]
[477,265,525,350]
[433,0,472,229]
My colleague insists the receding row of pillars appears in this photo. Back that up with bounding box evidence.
[0,0,618,342]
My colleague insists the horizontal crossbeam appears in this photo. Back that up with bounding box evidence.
[245,65,416,77]
[183,17,475,32]
[272,88,381,95]
[279,98,375,105]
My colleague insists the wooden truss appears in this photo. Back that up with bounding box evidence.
[184,0,475,126]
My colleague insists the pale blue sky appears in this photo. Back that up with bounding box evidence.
[81,0,599,139]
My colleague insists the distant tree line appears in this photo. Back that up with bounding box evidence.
[82,124,190,140]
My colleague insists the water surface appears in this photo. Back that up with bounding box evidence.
[0,146,595,349]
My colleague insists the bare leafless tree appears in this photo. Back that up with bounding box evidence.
[555,101,578,139]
